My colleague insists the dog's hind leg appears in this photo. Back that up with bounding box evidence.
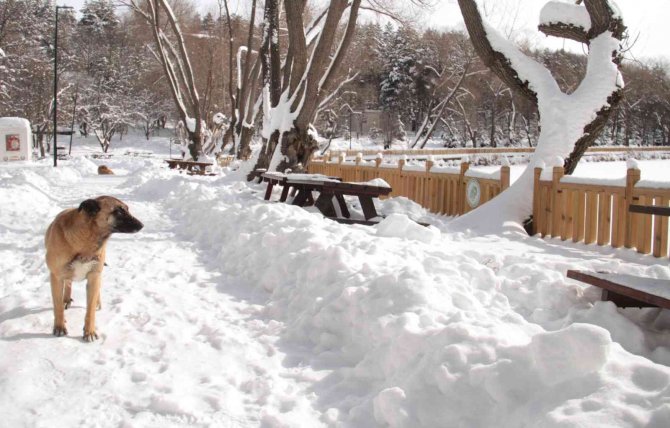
[50,274,68,336]
[64,280,73,309]
[83,273,102,342]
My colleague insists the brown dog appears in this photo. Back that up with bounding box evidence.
[44,196,143,341]
[98,165,114,175]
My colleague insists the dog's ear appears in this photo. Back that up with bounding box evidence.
[78,199,101,216]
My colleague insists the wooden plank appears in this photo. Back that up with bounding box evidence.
[611,193,624,248]
[585,191,598,244]
[630,205,670,216]
[573,190,585,243]
[562,189,574,241]
[532,168,541,235]
[617,191,627,247]
[653,197,669,258]
[637,196,652,254]
[552,188,564,239]
[567,270,670,309]
[597,193,612,246]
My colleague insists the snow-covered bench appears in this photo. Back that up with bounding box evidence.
[165,159,213,175]
[285,176,392,225]
[261,172,341,204]
[567,270,670,309]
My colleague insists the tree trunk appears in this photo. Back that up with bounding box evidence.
[275,128,318,173]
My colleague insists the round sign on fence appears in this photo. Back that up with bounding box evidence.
[466,178,481,208]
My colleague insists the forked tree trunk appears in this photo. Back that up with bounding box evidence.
[250,0,362,177]
[451,0,626,234]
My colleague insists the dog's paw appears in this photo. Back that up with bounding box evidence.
[82,329,99,342]
[64,298,73,310]
[53,325,68,336]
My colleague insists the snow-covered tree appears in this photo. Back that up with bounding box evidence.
[0,0,77,155]
[451,0,626,234]
[249,0,364,175]
[377,24,439,146]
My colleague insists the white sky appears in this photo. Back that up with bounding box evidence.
[426,0,670,63]
[59,0,669,62]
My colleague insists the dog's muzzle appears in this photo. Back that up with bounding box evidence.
[113,211,144,233]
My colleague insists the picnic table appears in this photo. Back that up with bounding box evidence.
[567,270,670,309]
[165,159,213,175]
[262,172,392,225]
[261,172,341,204]
[286,177,392,222]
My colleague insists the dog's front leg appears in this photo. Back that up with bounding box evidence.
[83,273,102,342]
[64,280,73,309]
[50,273,67,336]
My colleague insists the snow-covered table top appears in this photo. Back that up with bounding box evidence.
[568,271,670,303]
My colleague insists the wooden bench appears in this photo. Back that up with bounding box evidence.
[629,204,670,216]
[567,270,670,309]
[165,159,213,175]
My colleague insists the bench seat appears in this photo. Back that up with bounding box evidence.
[567,270,670,309]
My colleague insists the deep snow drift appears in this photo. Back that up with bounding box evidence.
[1,138,670,427]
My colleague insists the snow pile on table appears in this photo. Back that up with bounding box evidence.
[1,152,670,427]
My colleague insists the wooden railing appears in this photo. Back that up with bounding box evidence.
[308,158,509,216]
[310,156,669,259]
[321,146,670,161]
[533,166,670,258]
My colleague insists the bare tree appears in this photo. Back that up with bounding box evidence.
[451,0,626,233]
[125,0,205,160]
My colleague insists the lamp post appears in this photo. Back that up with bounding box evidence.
[53,5,73,167]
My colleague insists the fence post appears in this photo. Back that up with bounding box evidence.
[624,166,641,248]
[458,160,470,215]
[550,166,565,238]
[354,153,363,182]
[500,165,510,190]
[532,167,542,236]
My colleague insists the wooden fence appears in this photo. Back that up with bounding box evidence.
[533,166,670,258]
[308,158,509,216]
[309,157,670,259]
[322,146,670,160]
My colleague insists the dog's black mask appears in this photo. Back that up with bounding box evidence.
[112,206,144,233]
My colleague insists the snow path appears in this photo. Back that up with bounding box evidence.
[0,171,322,427]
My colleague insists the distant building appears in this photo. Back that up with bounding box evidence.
[341,108,384,138]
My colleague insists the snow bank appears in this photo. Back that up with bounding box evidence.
[375,213,439,243]
[132,165,670,427]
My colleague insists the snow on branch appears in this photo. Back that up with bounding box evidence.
[538,1,591,43]
[540,1,592,31]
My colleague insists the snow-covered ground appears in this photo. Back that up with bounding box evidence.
[1,134,670,427]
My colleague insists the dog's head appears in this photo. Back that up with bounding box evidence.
[78,196,144,234]
[98,165,114,175]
